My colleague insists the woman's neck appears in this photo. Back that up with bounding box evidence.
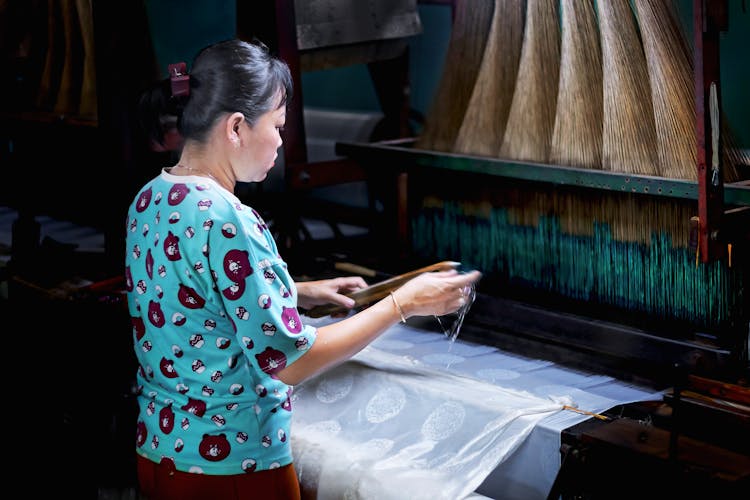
[175,147,234,192]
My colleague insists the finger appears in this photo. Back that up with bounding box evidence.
[441,272,480,289]
[456,270,482,286]
[330,294,356,309]
[337,276,369,290]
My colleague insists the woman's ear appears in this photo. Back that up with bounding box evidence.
[226,112,245,146]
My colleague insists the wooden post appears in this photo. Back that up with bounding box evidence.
[693,0,727,263]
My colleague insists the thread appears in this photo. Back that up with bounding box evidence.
[598,0,659,176]
[499,0,560,163]
[550,0,602,169]
[416,0,495,152]
[453,0,524,157]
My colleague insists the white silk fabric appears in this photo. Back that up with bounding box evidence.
[291,344,567,500]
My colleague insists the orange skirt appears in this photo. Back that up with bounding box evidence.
[136,454,301,500]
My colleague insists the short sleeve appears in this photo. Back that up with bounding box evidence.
[206,202,317,376]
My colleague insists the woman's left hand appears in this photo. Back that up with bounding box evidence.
[296,276,368,311]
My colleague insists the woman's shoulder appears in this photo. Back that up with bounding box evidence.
[131,173,237,214]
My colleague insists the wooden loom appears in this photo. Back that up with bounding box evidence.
[339,0,749,385]
[332,0,750,493]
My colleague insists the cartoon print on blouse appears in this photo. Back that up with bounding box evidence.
[132,244,141,260]
[159,357,178,378]
[178,283,206,309]
[242,336,254,350]
[198,434,231,462]
[175,438,184,452]
[229,383,244,396]
[204,319,216,330]
[135,187,153,212]
[255,347,287,377]
[189,334,205,348]
[216,337,231,349]
[172,312,186,326]
[154,191,162,205]
[277,429,287,443]
[159,403,175,434]
[171,344,183,358]
[236,432,248,444]
[222,280,246,301]
[145,249,154,278]
[192,359,206,373]
[261,322,276,336]
[151,435,160,450]
[255,384,267,397]
[258,293,271,309]
[168,211,180,224]
[131,316,145,341]
[221,222,238,238]
[279,283,290,298]
[235,306,249,321]
[295,337,310,351]
[261,435,272,448]
[263,269,275,283]
[223,249,252,281]
[228,354,239,369]
[136,421,148,447]
[136,279,147,295]
[163,231,182,261]
[181,397,207,417]
[158,264,166,277]
[160,456,177,475]
[281,388,292,411]
[281,306,302,334]
[167,184,190,206]
[242,458,257,472]
[129,217,138,233]
[125,266,134,292]
[147,300,166,327]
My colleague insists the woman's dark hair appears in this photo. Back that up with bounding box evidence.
[138,38,293,147]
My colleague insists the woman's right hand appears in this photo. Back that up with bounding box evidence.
[393,269,482,319]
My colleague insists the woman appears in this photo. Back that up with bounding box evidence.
[125,38,481,499]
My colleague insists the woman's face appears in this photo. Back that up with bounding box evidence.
[235,95,286,183]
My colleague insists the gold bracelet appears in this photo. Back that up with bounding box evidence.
[389,291,406,323]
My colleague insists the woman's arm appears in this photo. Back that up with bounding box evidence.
[278,269,481,385]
